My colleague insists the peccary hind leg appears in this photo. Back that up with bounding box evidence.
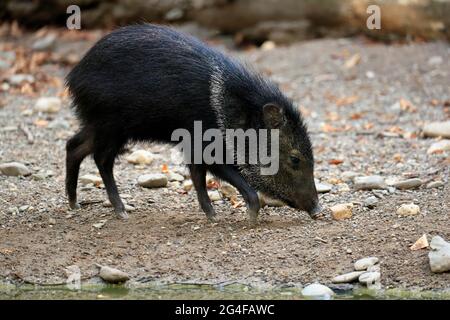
[93,139,128,219]
[210,165,260,224]
[189,164,216,221]
[66,128,93,210]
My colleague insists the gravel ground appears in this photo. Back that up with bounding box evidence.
[0,28,449,291]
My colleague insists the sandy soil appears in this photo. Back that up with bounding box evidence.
[0,28,449,291]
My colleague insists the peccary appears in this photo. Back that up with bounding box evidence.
[65,24,321,223]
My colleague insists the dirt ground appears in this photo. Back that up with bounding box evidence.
[0,27,449,291]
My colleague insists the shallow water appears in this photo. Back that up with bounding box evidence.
[1,282,450,300]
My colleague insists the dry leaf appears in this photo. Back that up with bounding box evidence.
[350,112,363,120]
[161,164,169,173]
[329,159,344,165]
[335,95,359,107]
[410,234,429,251]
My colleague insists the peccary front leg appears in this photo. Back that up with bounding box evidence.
[210,165,260,224]
[189,164,216,221]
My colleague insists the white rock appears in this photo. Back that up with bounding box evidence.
[397,203,420,216]
[392,178,422,190]
[332,271,365,283]
[98,265,129,283]
[126,150,154,165]
[354,257,379,271]
[423,121,450,138]
[364,196,378,208]
[35,97,61,113]
[341,171,360,182]
[367,265,381,272]
[167,172,184,182]
[80,174,102,185]
[426,181,444,189]
[358,271,381,286]
[137,173,168,188]
[427,140,450,154]
[182,180,193,192]
[429,236,450,273]
[316,182,332,193]
[208,190,222,202]
[8,73,35,85]
[301,283,334,299]
[428,55,443,66]
[354,175,386,190]
[92,220,107,229]
[32,34,56,51]
[0,162,31,176]
[261,41,276,51]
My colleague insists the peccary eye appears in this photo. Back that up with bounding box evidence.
[290,156,300,166]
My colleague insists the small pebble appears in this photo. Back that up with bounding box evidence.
[426,181,444,189]
[397,203,420,216]
[392,178,422,190]
[35,97,61,113]
[126,150,154,165]
[329,203,353,220]
[137,173,168,188]
[354,175,386,190]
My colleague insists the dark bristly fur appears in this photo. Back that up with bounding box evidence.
[65,24,319,222]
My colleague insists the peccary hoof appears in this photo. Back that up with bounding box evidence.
[116,210,129,220]
[69,201,81,210]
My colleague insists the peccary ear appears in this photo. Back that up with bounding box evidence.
[263,103,284,128]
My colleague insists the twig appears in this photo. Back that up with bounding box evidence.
[19,124,34,144]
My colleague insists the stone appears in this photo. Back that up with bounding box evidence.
[423,121,450,138]
[8,73,35,85]
[125,150,154,165]
[137,173,168,188]
[208,190,222,202]
[167,172,184,182]
[364,196,378,209]
[410,234,429,251]
[35,97,61,113]
[79,174,102,185]
[0,162,31,176]
[392,178,422,190]
[354,257,379,271]
[261,40,276,51]
[367,265,381,273]
[92,220,107,229]
[301,283,334,299]
[329,203,353,220]
[397,203,420,216]
[354,175,386,190]
[341,171,359,182]
[426,181,444,189]
[332,271,365,284]
[32,34,56,51]
[427,140,450,154]
[316,182,332,193]
[165,8,184,21]
[182,180,193,192]
[98,265,129,283]
[358,271,381,286]
[429,236,450,273]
